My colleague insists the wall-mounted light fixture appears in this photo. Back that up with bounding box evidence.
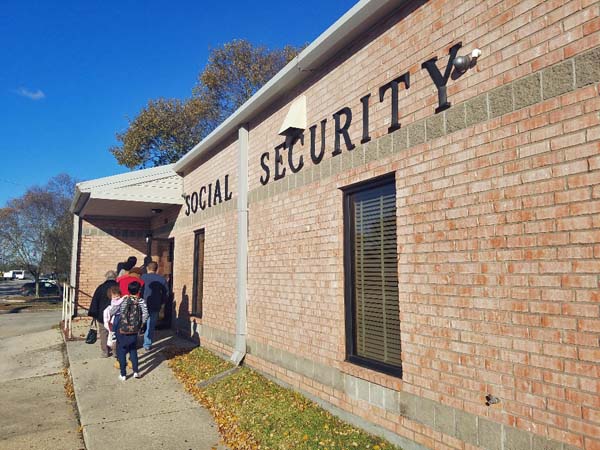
[151,208,163,214]
[453,48,482,74]
[278,95,307,137]
[145,233,153,257]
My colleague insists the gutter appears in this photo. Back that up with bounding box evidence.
[69,187,90,216]
[173,0,405,175]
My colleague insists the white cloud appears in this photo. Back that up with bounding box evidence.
[15,87,46,100]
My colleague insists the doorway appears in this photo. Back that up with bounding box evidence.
[151,238,174,329]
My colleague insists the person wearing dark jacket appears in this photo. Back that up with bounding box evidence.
[140,256,152,275]
[88,270,118,357]
[141,261,168,351]
[116,256,137,277]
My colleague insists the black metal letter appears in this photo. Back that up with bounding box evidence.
[332,107,355,156]
[184,195,191,216]
[379,72,410,133]
[224,174,233,201]
[190,192,198,214]
[214,179,222,204]
[260,152,270,185]
[207,183,212,208]
[274,143,286,181]
[286,134,304,174]
[309,119,326,165]
[199,186,207,210]
[360,94,371,143]
[421,42,461,113]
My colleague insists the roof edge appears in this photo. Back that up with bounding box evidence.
[70,187,90,215]
[173,0,404,174]
[76,164,180,192]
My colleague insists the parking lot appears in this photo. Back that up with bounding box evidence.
[0,279,31,297]
[0,280,62,314]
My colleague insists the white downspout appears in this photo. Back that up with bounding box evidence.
[70,214,80,286]
[69,214,82,316]
[231,124,249,365]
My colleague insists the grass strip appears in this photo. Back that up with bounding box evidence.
[168,346,402,450]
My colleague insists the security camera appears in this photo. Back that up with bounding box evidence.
[485,394,500,406]
[453,48,481,73]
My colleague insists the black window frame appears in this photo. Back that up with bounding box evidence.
[192,228,205,317]
[342,173,402,378]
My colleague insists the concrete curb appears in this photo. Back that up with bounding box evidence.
[196,366,240,388]
[61,326,89,450]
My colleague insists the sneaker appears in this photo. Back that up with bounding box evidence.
[133,372,140,379]
[119,375,126,381]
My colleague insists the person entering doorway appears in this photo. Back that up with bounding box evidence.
[141,261,168,351]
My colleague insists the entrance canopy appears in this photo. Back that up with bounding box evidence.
[70,164,183,218]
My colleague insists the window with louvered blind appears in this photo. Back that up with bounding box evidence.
[192,229,205,317]
[343,175,402,377]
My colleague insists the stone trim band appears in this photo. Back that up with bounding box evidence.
[196,323,580,450]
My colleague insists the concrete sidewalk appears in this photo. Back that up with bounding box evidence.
[66,320,228,450]
[0,311,84,450]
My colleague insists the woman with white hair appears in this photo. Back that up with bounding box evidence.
[88,270,118,357]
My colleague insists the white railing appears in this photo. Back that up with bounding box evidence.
[62,282,76,339]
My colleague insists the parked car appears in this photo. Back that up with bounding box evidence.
[20,280,61,297]
[40,273,57,280]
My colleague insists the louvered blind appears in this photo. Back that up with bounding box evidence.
[351,182,401,368]
[192,230,205,316]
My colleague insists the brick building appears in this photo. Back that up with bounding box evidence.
[70,0,600,448]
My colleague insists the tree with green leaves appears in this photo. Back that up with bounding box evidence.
[110,97,215,169]
[194,39,300,124]
[111,39,301,169]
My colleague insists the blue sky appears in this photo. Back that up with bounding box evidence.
[0,0,357,206]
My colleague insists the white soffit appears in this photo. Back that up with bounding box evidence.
[278,95,307,135]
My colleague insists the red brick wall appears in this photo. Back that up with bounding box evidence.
[248,0,600,190]
[241,1,600,449]
[75,0,600,448]
[77,217,149,309]
[169,138,238,341]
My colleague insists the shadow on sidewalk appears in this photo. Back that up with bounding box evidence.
[135,330,197,377]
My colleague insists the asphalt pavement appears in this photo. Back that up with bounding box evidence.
[0,279,29,297]
[0,310,85,449]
